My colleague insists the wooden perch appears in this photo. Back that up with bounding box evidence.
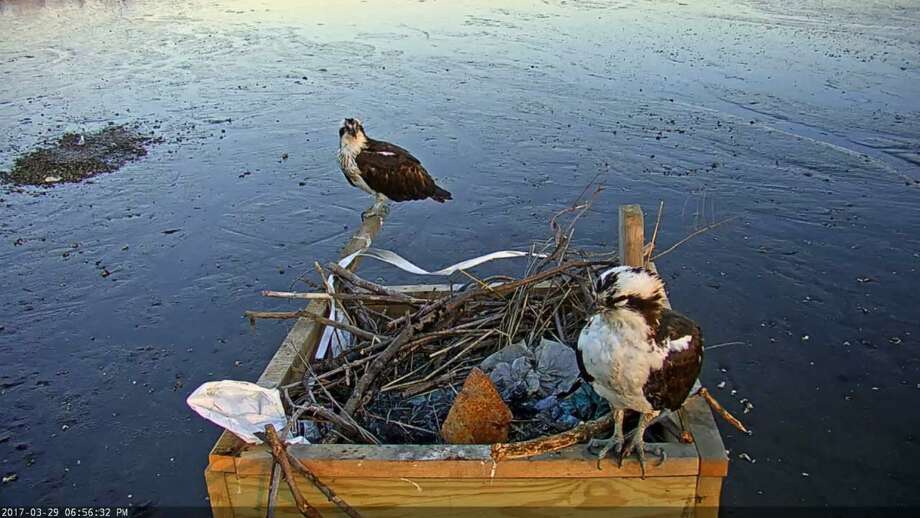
[261,425,322,518]
[619,204,645,267]
[490,413,615,462]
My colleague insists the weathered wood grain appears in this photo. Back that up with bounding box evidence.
[225,474,698,517]
[205,469,235,518]
[619,204,645,267]
[232,442,699,479]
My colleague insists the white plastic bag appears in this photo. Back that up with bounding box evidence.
[187,380,289,444]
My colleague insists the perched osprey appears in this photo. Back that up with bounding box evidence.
[337,118,451,218]
[576,265,703,475]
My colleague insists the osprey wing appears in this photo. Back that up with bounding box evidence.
[642,310,703,411]
[356,139,451,202]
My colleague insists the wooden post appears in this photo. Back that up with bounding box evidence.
[619,204,645,267]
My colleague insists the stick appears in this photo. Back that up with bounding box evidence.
[644,200,664,266]
[286,451,363,518]
[650,216,737,262]
[244,310,381,342]
[697,387,749,434]
[341,320,415,417]
[387,259,612,331]
[261,290,423,305]
[490,413,615,462]
[261,425,322,518]
[294,403,380,444]
[265,461,281,518]
[326,263,418,302]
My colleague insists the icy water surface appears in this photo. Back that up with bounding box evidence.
[1,0,918,511]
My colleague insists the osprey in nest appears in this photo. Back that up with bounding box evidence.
[337,118,452,218]
[577,266,703,476]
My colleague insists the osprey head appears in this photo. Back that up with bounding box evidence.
[594,266,666,325]
[339,118,365,139]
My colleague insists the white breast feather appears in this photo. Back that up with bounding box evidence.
[577,313,666,413]
[338,135,376,196]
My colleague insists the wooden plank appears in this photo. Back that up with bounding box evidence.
[233,442,699,478]
[683,395,728,477]
[225,474,698,516]
[205,469,235,518]
[618,204,645,267]
[693,476,723,517]
[208,453,238,473]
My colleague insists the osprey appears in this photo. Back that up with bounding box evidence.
[577,265,703,475]
[337,118,451,218]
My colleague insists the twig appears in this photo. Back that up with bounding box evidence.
[341,319,415,417]
[650,216,737,262]
[644,200,664,266]
[265,462,281,518]
[260,425,322,518]
[326,263,418,302]
[704,341,745,351]
[244,310,381,342]
[697,387,749,434]
[261,290,423,305]
[294,403,380,444]
[387,259,613,331]
[490,413,615,461]
[286,450,363,518]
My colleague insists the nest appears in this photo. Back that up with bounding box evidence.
[247,203,640,446]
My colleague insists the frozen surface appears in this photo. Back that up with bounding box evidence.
[0,0,918,509]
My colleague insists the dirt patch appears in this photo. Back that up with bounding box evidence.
[1,125,157,186]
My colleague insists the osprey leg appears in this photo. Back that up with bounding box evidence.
[361,195,390,221]
[587,408,625,470]
[619,411,666,478]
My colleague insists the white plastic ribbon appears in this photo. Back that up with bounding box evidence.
[314,247,546,359]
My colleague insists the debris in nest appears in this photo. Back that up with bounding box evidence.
[717,381,726,389]
[1,125,157,187]
[1,473,16,484]
[738,452,755,463]
[440,368,513,444]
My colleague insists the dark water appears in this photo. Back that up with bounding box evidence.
[1,0,918,510]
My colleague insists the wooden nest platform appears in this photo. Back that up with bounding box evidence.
[205,204,729,517]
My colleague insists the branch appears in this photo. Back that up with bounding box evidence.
[340,319,415,418]
[490,413,615,462]
[326,263,418,302]
[261,290,423,305]
[244,310,381,342]
[650,216,737,262]
[697,387,750,434]
[260,425,322,518]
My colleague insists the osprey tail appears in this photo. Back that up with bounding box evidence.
[431,185,452,203]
